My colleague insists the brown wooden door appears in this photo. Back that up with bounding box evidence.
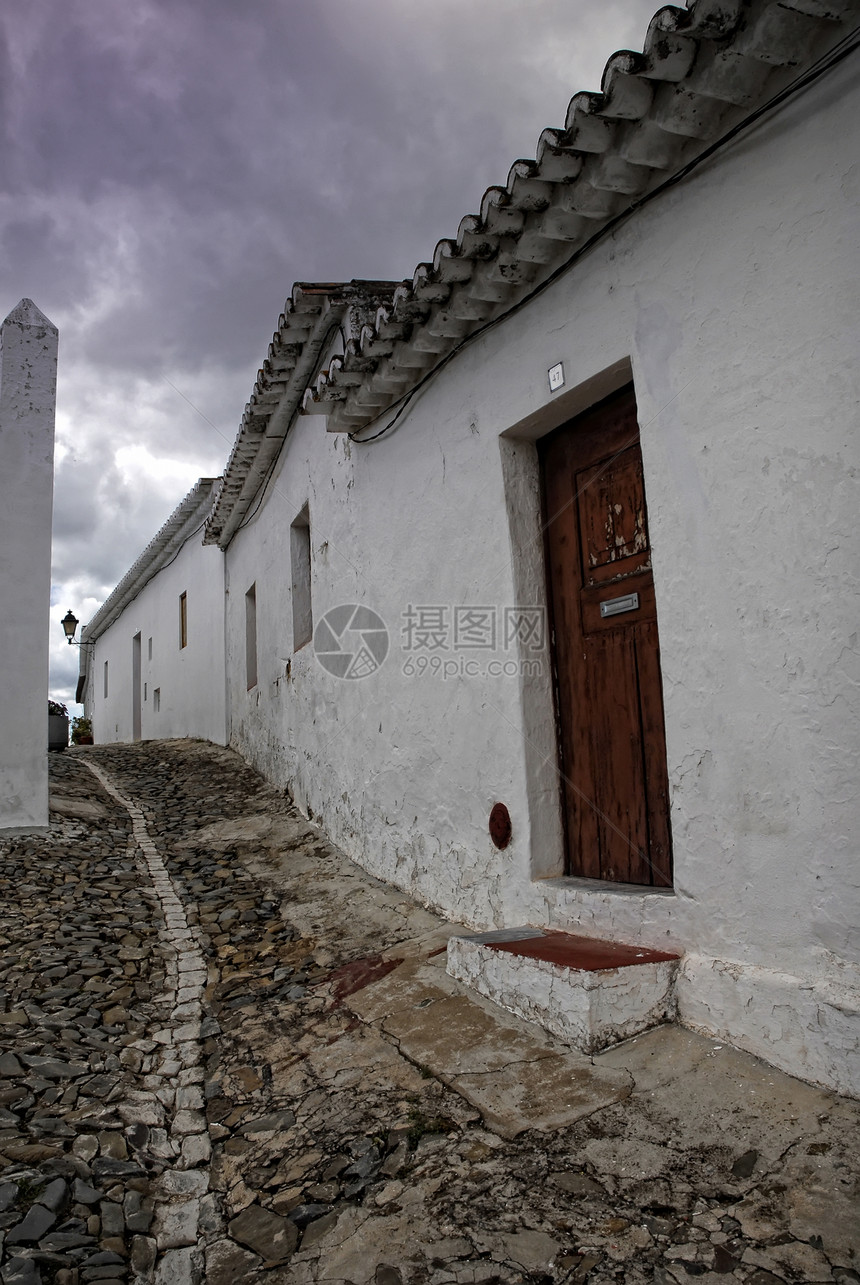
[540,387,672,887]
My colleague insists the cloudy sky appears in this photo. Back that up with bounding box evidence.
[1,0,658,705]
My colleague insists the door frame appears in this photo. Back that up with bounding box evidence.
[499,358,676,890]
[539,386,673,887]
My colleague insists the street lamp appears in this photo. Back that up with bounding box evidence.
[61,609,93,648]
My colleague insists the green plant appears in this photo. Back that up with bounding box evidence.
[13,1176,46,1209]
[48,700,68,717]
[71,715,93,744]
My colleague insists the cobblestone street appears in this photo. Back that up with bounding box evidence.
[0,741,857,1285]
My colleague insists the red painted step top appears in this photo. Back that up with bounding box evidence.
[486,930,680,972]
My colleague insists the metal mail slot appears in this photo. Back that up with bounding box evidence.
[600,592,639,619]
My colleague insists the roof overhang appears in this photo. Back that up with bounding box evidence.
[83,478,219,643]
[206,0,858,546]
[301,0,859,434]
[203,281,403,548]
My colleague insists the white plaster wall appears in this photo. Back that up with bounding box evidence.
[224,64,858,1087]
[89,537,227,746]
[0,301,58,830]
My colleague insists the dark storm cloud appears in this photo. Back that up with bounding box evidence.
[0,0,659,701]
[4,0,658,363]
[52,453,185,593]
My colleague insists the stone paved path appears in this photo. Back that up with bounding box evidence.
[0,741,857,1285]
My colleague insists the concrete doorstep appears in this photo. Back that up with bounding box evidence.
[447,928,681,1057]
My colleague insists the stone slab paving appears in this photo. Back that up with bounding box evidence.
[0,740,857,1285]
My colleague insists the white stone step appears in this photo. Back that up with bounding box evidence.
[447,927,681,1054]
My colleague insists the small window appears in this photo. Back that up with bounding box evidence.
[153,687,160,712]
[290,506,312,650]
[144,683,147,701]
[245,583,258,690]
[179,592,187,649]
[147,636,152,660]
[103,661,109,698]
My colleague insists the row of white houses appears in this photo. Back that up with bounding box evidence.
[78,0,859,1096]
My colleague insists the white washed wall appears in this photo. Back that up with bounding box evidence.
[0,301,58,831]
[89,537,227,746]
[225,64,858,1091]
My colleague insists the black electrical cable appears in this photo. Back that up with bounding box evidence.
[146,518,208,577]
[348,27,860,446]
[85,515,209,650]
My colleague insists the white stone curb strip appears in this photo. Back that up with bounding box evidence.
[81,760,217,1285]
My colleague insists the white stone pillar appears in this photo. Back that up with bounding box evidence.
[0,299,59,830]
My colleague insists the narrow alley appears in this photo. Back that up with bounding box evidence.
[0,742,856,1285]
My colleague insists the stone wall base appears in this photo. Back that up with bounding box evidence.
[677,954,860,1099]
[447,931,860,1098]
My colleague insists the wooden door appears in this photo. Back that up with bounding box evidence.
[540,387,672,886]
